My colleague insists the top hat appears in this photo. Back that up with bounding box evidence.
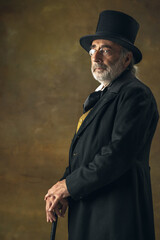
[80,10,142,64]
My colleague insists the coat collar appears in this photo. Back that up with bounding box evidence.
[107,69,134,93]
[74,70,134,140]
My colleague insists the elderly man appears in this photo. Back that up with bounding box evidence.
[45,10,159,240]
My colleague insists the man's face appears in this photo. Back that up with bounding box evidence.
[90,39,126,85]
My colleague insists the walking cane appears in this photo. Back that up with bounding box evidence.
[50,214,58,240]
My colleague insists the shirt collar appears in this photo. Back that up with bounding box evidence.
[95,83,108,92]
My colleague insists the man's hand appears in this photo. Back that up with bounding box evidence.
[45,197,68,222]
[44,179,70,221]
[45,197,56,223]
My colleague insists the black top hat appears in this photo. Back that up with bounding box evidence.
[80,10,142,64]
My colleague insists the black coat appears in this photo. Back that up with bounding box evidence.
[62,70,159,240]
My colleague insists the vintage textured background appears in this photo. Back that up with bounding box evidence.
[0,0,159,239]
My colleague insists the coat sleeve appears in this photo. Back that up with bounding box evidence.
[65,86,159,200]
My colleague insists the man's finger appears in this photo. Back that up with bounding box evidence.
[54,207,62,217]
[44,189,53,200]
[46,211,57,223]
[46,212,49,222]
[61,203,67,217]
[44,193,50,200]
[45,199,51,211]
[48,197,59,211]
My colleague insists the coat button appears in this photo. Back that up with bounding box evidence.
[73,152,77,156]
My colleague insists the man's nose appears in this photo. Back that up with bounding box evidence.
[92,50,103,62]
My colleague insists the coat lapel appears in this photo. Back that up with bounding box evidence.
[77,92,117,136]
[72,70,134,146]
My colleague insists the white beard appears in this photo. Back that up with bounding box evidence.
[91,57,125,85]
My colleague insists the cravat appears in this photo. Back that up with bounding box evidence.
[83,87,108,113]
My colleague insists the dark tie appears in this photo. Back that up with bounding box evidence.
[83,88,108,113]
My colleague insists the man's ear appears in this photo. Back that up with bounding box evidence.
[123,52,133,69]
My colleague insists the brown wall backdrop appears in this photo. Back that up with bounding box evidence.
[0,0,159,239]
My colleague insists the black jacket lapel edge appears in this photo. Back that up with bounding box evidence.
[72,70,134,144]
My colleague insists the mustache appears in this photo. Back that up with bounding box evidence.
[92,63,108,71]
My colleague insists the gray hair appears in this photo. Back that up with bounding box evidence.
[121,47,138,76]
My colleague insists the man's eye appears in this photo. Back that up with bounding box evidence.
[89,48,111,56]
[102,49,110,53]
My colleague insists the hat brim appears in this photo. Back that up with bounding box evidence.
[80,33,142,64]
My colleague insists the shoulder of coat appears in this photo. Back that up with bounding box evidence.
[119,75,153,98]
